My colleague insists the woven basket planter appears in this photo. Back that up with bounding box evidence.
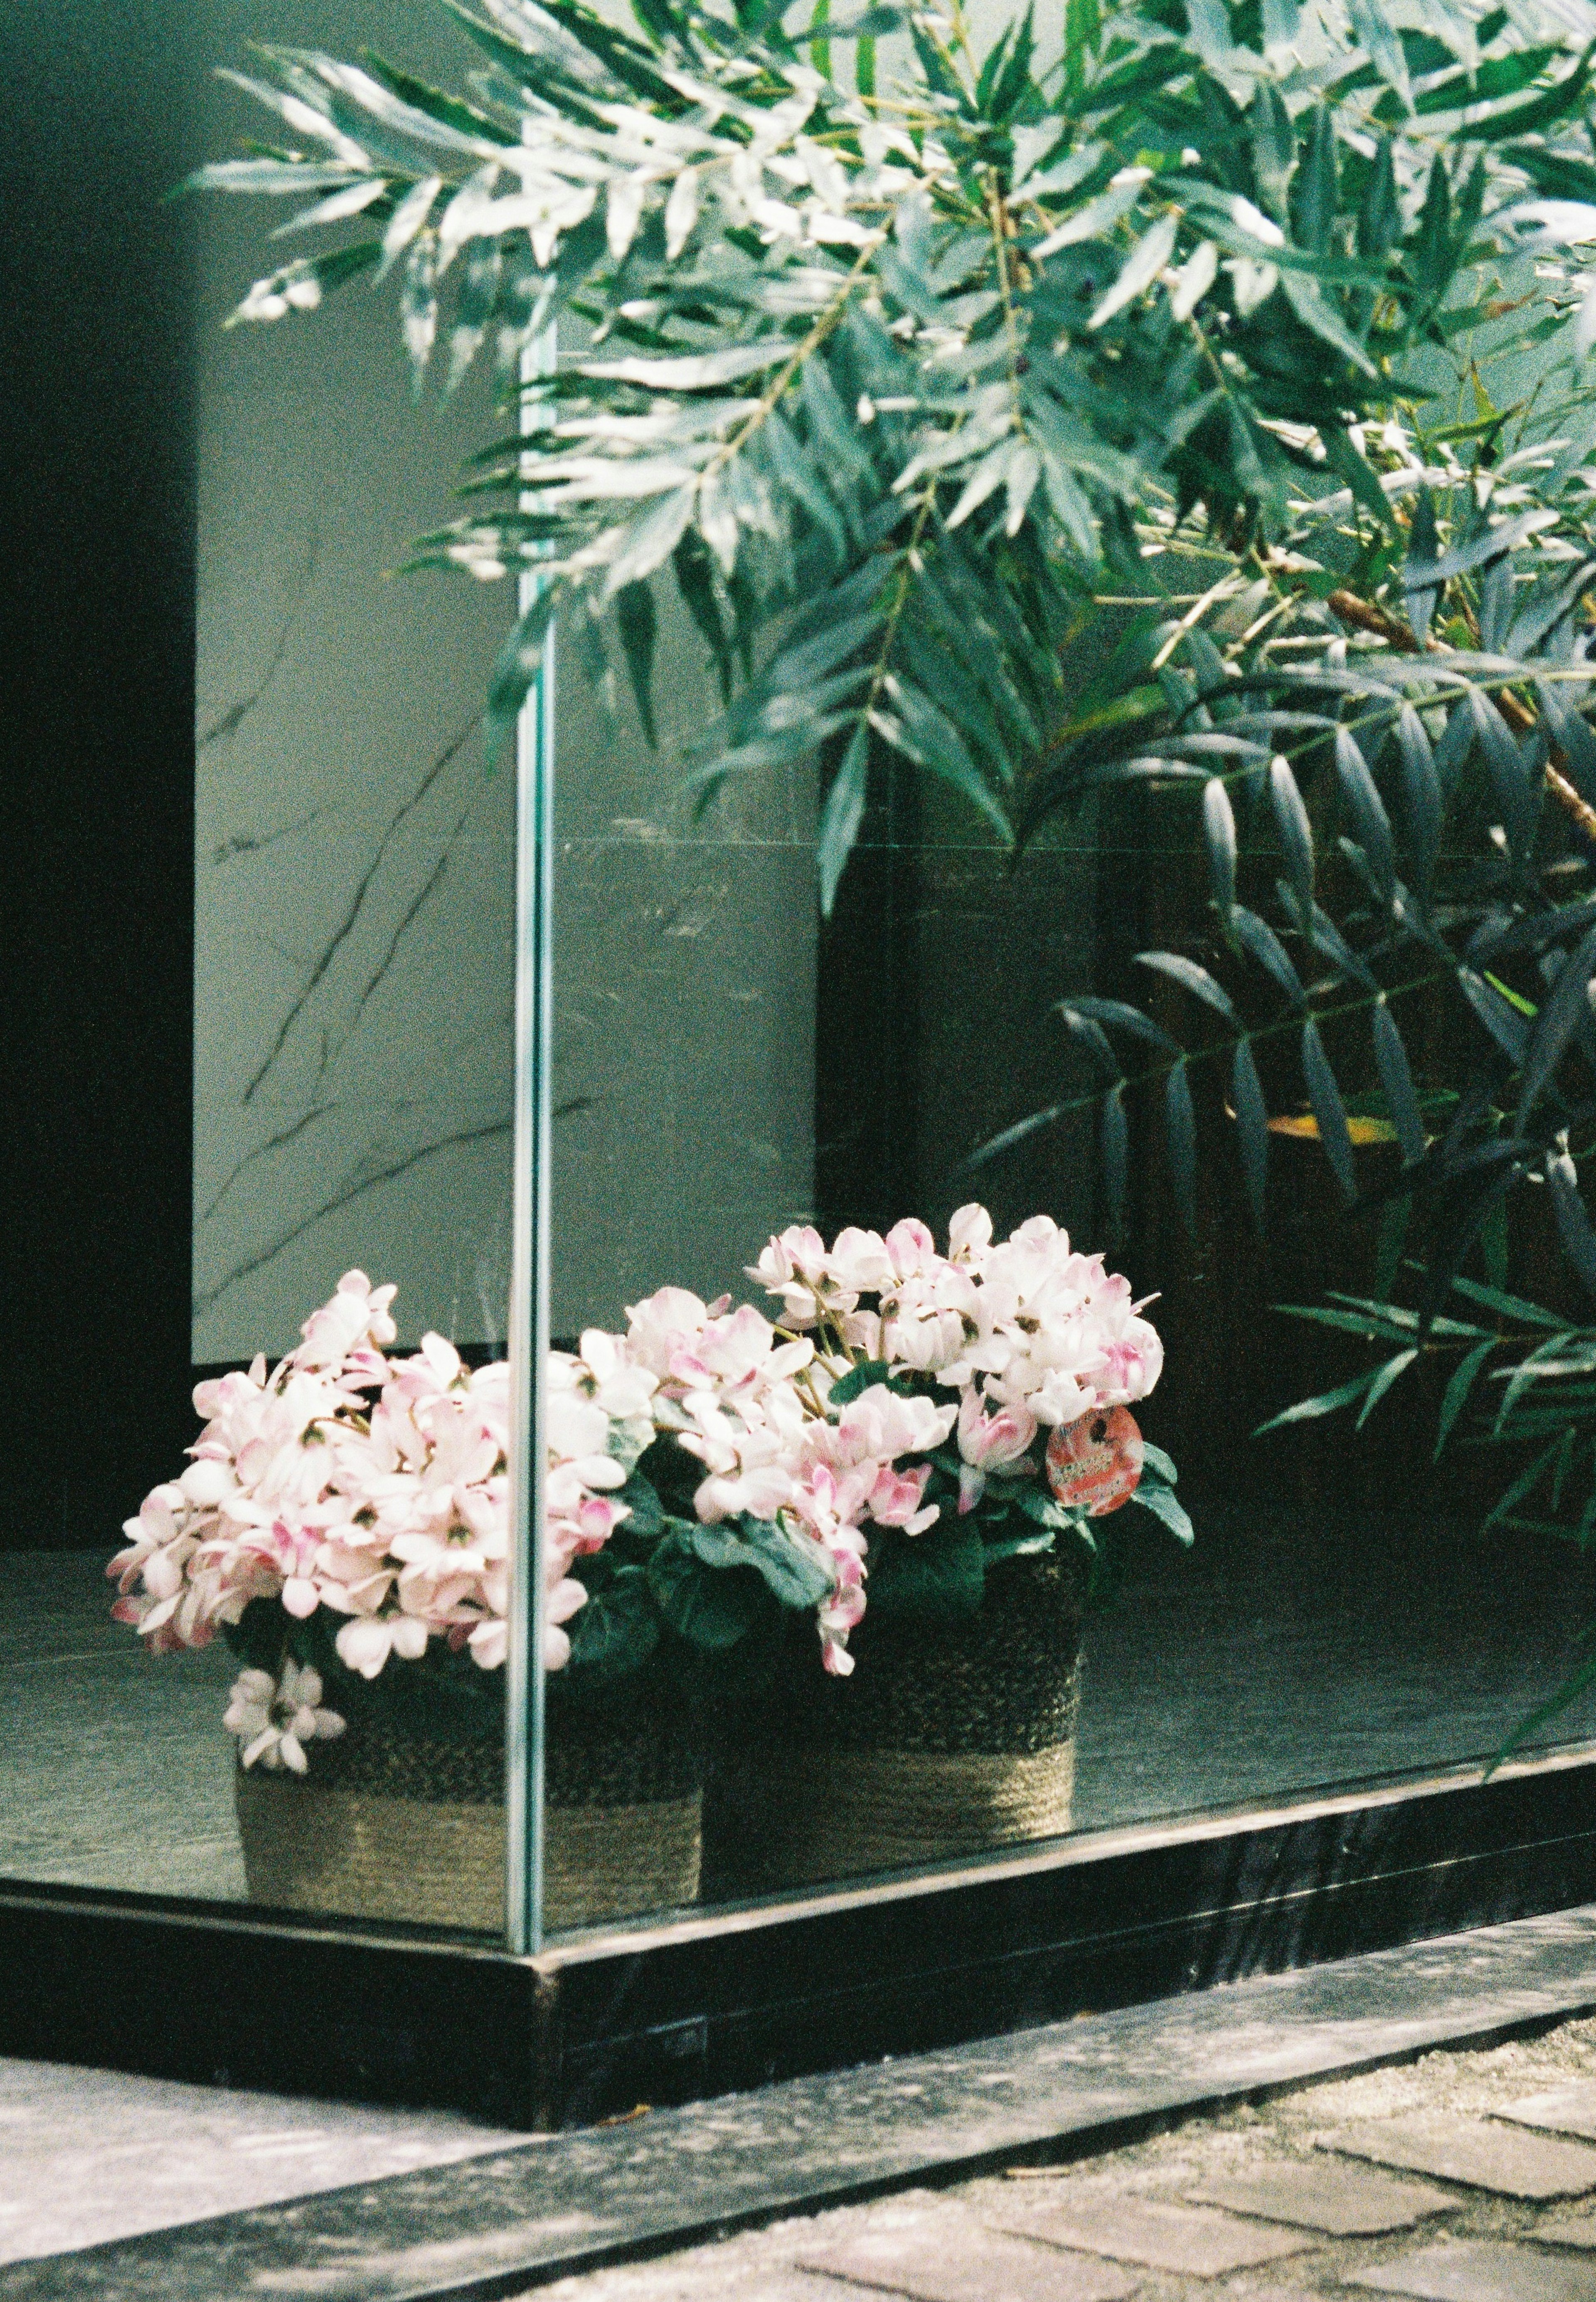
[236,1696,702,1931]
[702,1550,1086,1897]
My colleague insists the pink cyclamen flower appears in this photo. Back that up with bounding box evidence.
[867,1460,938,1535]
[956,1390,1039,1513]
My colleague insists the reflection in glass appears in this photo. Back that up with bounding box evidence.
[539,627,1596,1932]
[0,0,520,1925]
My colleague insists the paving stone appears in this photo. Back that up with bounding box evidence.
[991,2194,1314,2277]
[1183,2158,1453,2234]
[1503,2086,1596,2144]
[1344,2238,1596,2300]
[1325,2119,1596,2199]
[796,2227,1135,2302]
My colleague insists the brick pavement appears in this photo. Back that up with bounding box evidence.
[524,2014,1596,2301]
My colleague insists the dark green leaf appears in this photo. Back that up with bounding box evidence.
[1203,776,1236,919]
[1060,995,1177,1051]
[1549,1149,1596,1298]
[1355,1346,1418,1427]
[818,720,869,918]
[1302,1016,1357,1201]
[1372,997,1426,1165]
[1335,726,1395,903]
[485,585,558,757]
[1269,754,1316,917]
[828,1358,898,1405]
[1232,905,1307,1007]
[1165,1056,1197,1238]
[1233,1036,1269,1227]
[645,1524,767,1650]
[564,1564,660,1680]
[1517,921,1596,1131]
[1292,105,1336,254]
[1434,1336,1496,1457]
[868,1517,985,1619]
[614,580,658,749]
[1127,1480,1193,1543]
[1100,1081,1127,1243]
[1135,949,1238,1022]
[1255,1367,1380,1433]
[1394,702,1442,897]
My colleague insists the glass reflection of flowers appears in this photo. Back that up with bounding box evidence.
[110,1211,1184,1771]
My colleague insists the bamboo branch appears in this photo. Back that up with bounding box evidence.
[1326,590,1596,845]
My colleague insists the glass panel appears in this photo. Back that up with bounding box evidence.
[540,602,1596,1933]
[2,1,520,1929]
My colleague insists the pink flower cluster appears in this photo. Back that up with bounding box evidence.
[617,1205,1163,1673]
[113,1206,1164,1715]
[109,1273,645,1701]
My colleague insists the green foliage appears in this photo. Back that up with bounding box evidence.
[192,0,1596,914]
[1254,1271,1596,1756]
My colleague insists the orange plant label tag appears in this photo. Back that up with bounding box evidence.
[1046,1406,1144,1517]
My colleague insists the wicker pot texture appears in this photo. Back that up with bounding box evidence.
[702,1549,1085,1897]
[236,1698,702,1931]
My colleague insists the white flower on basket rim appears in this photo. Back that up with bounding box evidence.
[225,1661,345,1773]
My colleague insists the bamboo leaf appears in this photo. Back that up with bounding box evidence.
[1232,906,1307,1006]
[1165,1056,1198,1238]
[1059,995,1177,1051]
[1302,1016,1357,1201]
[1233,1036,1269,1227]
[1355,1347,1419,1427]
[1088,213,1180,331]
[1335,727,1395,904]
[1516,921,1596,1132]
[1458,967,1532,1065]
[1203,776,1236,919]
[1482,1435,1567,1532]
[614,580,658,749]
[1100,1081,1128,1243]
[818,720,869,918]
[1549,1148,1596,1297]
[1448,1276,1571,1329]
[1255,1367,1379,1434]
[1135,950,1238,1022]
[1269,755,1315,919]
[1394,703,1442,900]
[1435,1336,1496,1457]
[1372,997,1426,1165]
[485,583,558,755]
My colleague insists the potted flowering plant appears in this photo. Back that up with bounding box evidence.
[644,1205,1184,1890]
[112,1207,1180,1922]
[110,1272,705,1929]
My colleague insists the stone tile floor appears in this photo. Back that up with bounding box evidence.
[522,2016,1596,2302]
